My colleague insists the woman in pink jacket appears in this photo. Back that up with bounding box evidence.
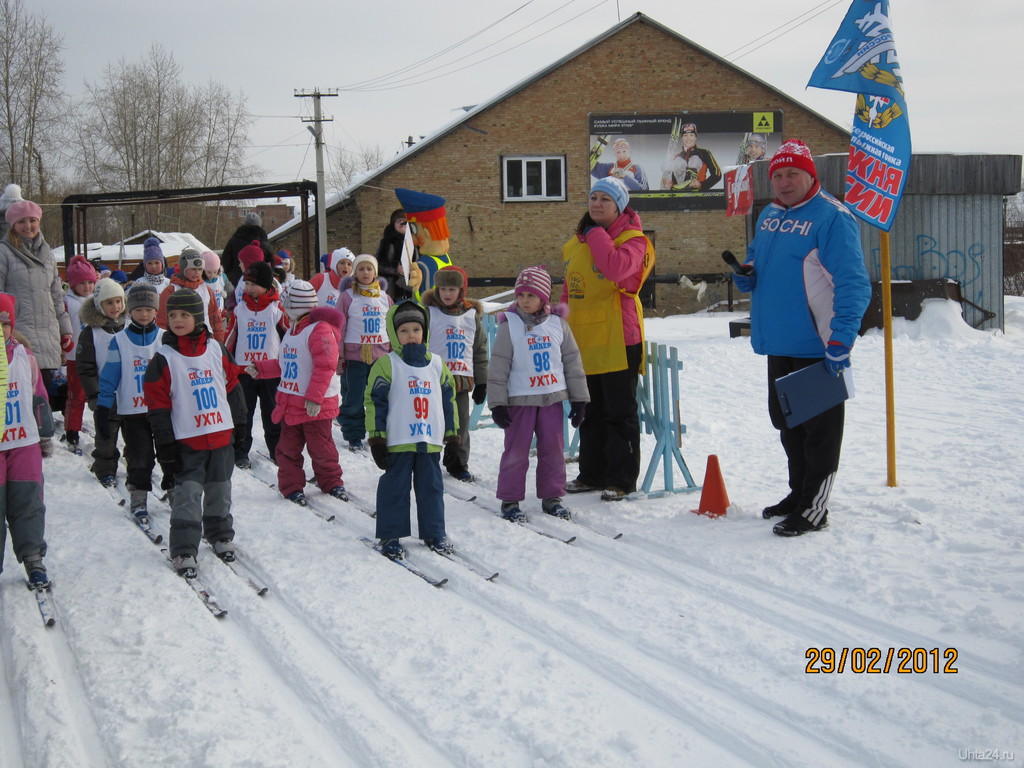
[247,281,347,506]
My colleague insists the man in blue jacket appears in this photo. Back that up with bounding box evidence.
[733,139,871,536]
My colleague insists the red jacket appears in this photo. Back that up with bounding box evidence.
[144,328,245,450]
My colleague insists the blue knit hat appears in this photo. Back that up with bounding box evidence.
[590,177,629,214]
[142,237,165,268]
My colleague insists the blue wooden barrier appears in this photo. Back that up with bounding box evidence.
[635,340,700,496]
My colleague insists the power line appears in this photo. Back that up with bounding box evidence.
[338,0,539,90]
[338,0,606,93]
[344,0,610,93]
[727,0,846,62]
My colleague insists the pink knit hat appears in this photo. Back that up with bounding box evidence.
[201,251,220,272]
[768,139,817,180]
[5,199,42,226]
[514,265,552,305]
[66,254,99,289]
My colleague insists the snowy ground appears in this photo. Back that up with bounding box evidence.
[2,297,1022,768]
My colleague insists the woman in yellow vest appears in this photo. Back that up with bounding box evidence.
[560,177,654,501]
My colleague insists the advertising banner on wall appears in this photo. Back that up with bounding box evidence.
[588,111,784,211]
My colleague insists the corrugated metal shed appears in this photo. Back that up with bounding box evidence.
[750,153,1021,331]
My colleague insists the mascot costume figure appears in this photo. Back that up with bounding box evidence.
[394,187,454,300]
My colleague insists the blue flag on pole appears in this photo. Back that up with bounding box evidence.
[808,0,911,231]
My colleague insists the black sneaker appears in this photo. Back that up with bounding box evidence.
[773,510,829,537]
[762,494,800,519]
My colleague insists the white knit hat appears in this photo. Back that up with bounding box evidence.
[93,277,125,309]
[330,247,355,273]
[352,253,378,274]
[283,280,317,318]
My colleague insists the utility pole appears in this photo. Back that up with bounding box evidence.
[294,88,338,262]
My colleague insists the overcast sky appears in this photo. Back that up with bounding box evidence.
[43,0,1023,188]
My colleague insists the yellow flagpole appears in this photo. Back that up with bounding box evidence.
[880,230,897,486]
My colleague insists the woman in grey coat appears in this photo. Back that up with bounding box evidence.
[0,199,73,391]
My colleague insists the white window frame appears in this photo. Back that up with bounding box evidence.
[502,155,566,202]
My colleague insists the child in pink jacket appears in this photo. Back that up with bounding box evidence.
[248,280,347,505]
[0,292,55,588]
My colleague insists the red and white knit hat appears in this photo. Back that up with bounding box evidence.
[768,139,817,180]
[515,265,552,305]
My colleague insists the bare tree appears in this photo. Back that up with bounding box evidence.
[328,141,386,196]
[73,44,258,242]
[0,0,67,197]
[75,44,256,193]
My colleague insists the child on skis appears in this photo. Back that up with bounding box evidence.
[0,292,56,588]
[157,248,225,343]
[228,261,286,469]
[247,280,347,505]
[365,301,458,560]
[421,265,488,481]
[62,254,99,453]
[487,266,589,522]
[309,247,355,309]
[76,277,127,487]
[336,253,392,450]
[143,288,246,578]
[95,282,172,520]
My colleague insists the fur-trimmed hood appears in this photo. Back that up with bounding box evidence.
[338,275,388,294]
[80,294,125,331]
[420,286,483,315]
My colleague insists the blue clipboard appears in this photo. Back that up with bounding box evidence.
[774,361,851,428]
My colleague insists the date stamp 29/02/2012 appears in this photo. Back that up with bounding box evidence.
[804,647,958,674]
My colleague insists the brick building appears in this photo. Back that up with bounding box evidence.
[272,13,849,315]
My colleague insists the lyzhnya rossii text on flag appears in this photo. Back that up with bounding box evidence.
[808,0,911,231]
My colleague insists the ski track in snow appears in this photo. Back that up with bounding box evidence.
[2,301,1023,767]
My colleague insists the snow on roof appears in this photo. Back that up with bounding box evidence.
[52,232,212,265]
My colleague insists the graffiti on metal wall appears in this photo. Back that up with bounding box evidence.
[869,233,990,322]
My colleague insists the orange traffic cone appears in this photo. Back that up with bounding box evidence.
[691,454,730,518]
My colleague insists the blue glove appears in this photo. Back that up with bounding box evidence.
[568,402,586,428]
[825,341,852,376]
[732,271,756,292]
[491,405,512,429]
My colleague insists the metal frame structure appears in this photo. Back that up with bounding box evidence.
[61,182,319,276]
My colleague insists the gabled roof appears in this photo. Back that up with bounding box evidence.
[270,11,848,240]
